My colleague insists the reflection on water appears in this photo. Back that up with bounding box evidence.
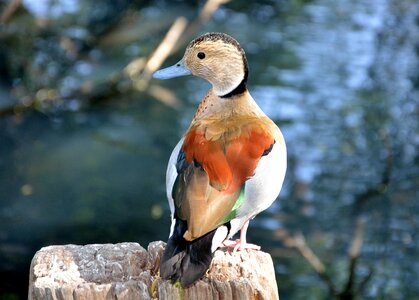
[0,0,418,299]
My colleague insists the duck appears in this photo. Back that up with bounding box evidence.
[153,32,287,287]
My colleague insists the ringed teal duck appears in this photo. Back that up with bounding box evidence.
[153,32,287,287]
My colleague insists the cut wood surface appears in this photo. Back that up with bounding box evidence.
[29,241,279,300]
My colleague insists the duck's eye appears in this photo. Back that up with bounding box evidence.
[197,52,206,59]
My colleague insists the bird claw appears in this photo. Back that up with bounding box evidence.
[222,239,261,252]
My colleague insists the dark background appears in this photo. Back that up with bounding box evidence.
[0,0,418,299]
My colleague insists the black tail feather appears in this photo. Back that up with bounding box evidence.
[179,230,216,287]
[160,218,188,280]
[160,218,216,287]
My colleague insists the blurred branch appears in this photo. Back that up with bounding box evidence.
[0,106,16,116]
[336,130,392,299]
[348,217,365,260]
[337,216,369,300]
[280,226,368,300]
[143,17,188,76]
[356,266,373,295]
[286,232,338,295]
[176,0,231,49]
[277,131,393,299]
[353,130,393,213]
[0,0,229,117]
[0,0,20,24]
[125,16,188,93]
[129,0,231,92]
[148,85,181,108]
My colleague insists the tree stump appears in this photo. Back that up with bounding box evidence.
[29,241,279,300]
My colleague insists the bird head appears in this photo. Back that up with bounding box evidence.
[153,32,248,97]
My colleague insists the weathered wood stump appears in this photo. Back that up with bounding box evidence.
[29,241,279,300]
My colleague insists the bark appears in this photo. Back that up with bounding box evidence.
[29,241,279,300]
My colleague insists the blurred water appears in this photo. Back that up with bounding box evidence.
[0,0,418,299]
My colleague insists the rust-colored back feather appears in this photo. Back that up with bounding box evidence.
[183,120,274,194]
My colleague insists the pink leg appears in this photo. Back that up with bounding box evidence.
[223,220,261,252]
